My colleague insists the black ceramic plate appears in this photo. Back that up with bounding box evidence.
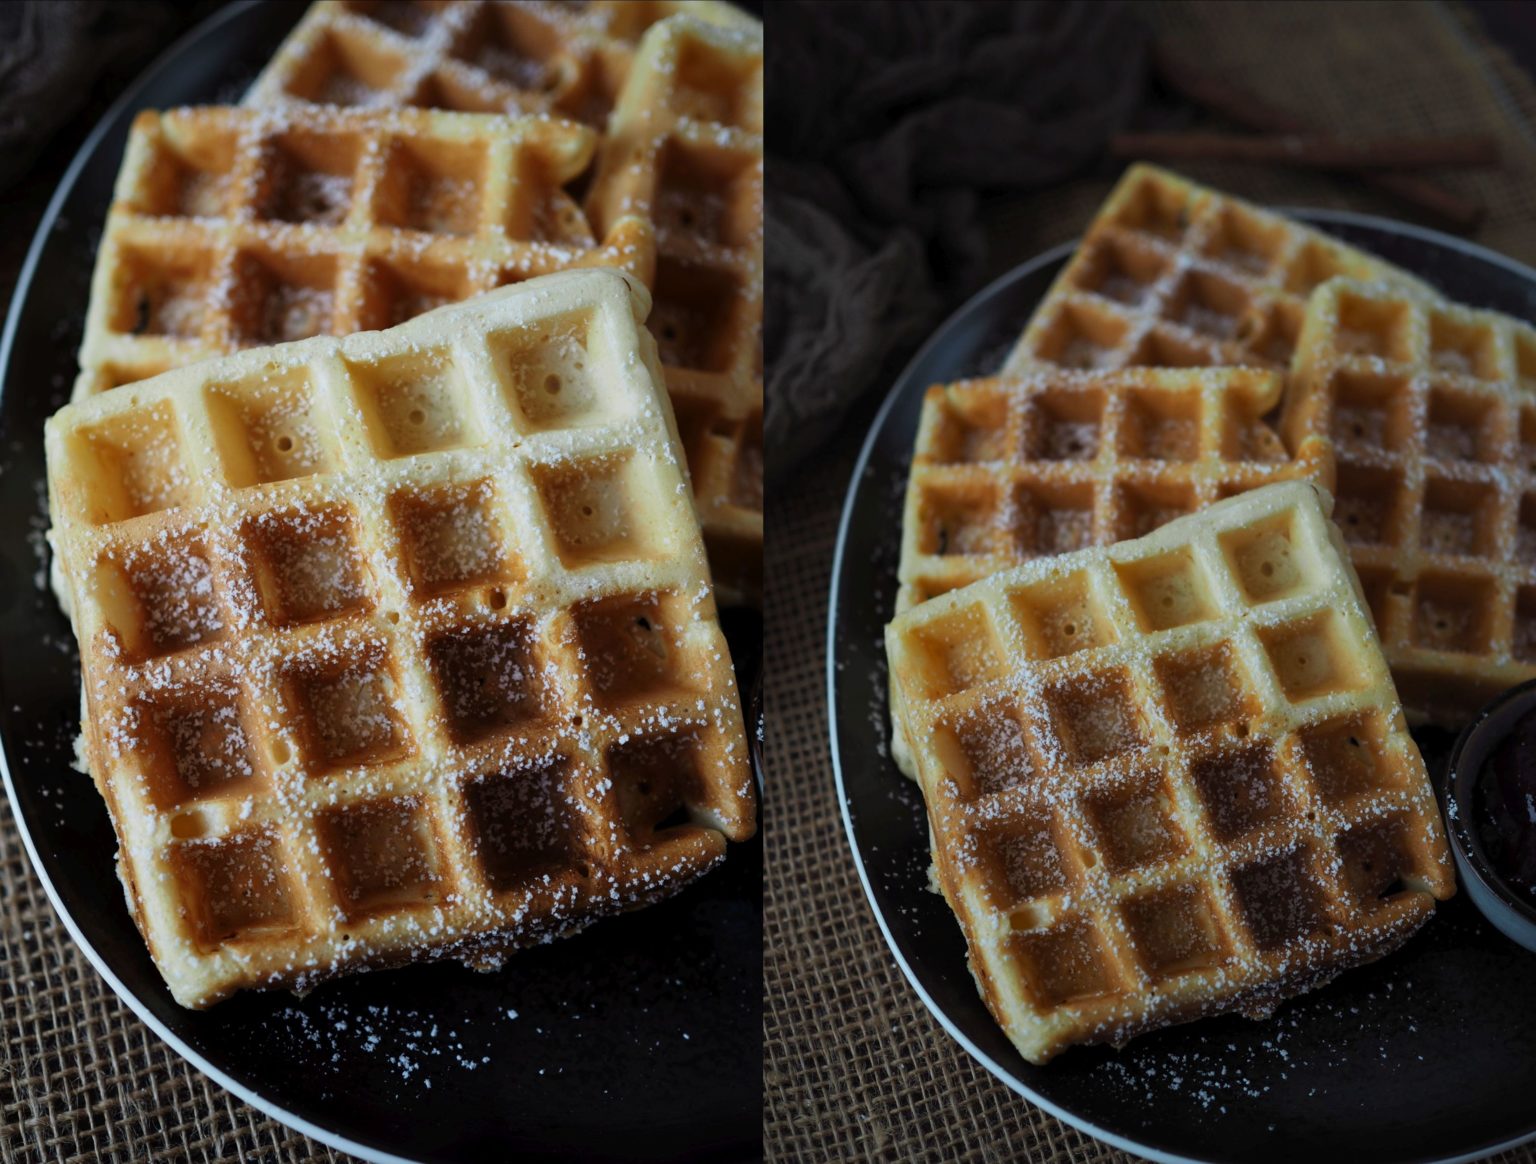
[0,4,760,1161]
[829,211,1536,1164]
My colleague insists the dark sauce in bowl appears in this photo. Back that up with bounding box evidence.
[1478,706,1536,902]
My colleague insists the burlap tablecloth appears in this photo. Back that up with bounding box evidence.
[765,3,1536,1161]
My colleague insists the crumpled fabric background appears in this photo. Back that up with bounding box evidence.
[764,0,1148,485]
[0,1,193,195]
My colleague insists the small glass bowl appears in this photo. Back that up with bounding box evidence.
[1446,678,1536,954]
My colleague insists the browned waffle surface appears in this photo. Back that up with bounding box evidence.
[73,104,654,402]
[47,269,754,1008]
[1003,164,1425,377]
[897,367,1334,613]
[244,0,758,126]
[886,480,1454,1065]
[587,14,763,605]
[1285,277,1536,722]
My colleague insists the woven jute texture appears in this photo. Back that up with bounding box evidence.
[764,3,1536,1162]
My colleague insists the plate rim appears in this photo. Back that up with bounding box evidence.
[826,207,1536,1164]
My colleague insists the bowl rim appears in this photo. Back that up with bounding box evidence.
[1445,678,1536,931]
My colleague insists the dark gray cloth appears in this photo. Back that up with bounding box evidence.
[0,1,183,192]
[764,0,1148,483]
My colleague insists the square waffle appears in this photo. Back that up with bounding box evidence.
[885,480,1453,1065]
[890,365,1334,776]
[1001,164,1425,377]
[1284,277,1536,722]
[586,14,763,605]
[46,269,755,1008]
[243,0,758,127]
[73,104,653,402]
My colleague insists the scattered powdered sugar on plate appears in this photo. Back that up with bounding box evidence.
[258,997,536,1097]
[1086,973,1423,1113]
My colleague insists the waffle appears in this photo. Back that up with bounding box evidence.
[890,365,1334,776]
[1002,164,1425,378]
[586,14,763,605]
[46,269,755,1009]
[244,0,758,127]
[72,104,654,402]
[1284,277,1536,723]
[885,480,1454,1065]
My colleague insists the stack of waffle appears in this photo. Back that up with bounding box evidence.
[48,1,761,1009]
[884,163,1499,1063]
[586,15,764,605]
[1283,278,1536,722]
[76,0,763,605]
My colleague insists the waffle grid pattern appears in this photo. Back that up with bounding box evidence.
[1285,276,1536,722]
[73,105,654,402]
[897,367,1335,614]
[886,482,1453,1065]
[587,14,763,604]
[243,0,756,127]
[1002,164,1425,377]
[48,271,753,1008]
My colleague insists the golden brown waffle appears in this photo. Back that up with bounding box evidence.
[1284,277,1536,723]
[73,104,654,402]
[47,270,754,1008]
[1002,164,1424,377]
[898,367,1335,612]
[885,480,1454,1065]
[890,366,1333,776]
[244,0,757,126]
[586,14,763,605]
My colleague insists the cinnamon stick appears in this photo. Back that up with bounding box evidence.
[1112,131,1500,171]
[1151,42,1486,232]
